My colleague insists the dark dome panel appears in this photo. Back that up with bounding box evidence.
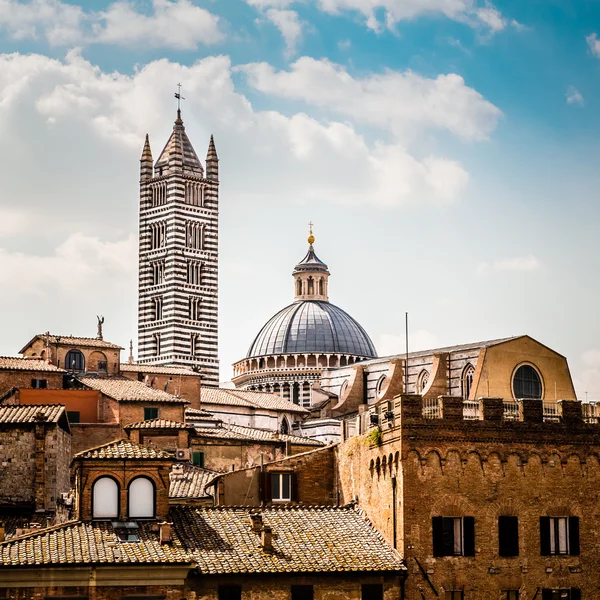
[247,301,377,358]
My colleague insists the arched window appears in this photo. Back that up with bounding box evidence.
[280,417,290,434]
[417,370,429,394]
[296,279,302,296]
[318,278,324,295]
[292,382,300,405]
[308,277,314,295]
[92,476,119,519]
[376,375,388,398]
[462,364,475,399]
[513,364,542,399]
[128,477,155,519]
[65,349,85,372]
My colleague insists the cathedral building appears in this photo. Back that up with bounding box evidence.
[137,110,219,387]
[232,228,377,406]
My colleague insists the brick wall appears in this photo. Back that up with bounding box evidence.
[71,424,123,454]
[335,395,600,599]
[0,428,35,506]
[44,425,71,510]
[0,371,64,392]
[121,370,201,407]
[118,402,186,427]
[191,438,285,473]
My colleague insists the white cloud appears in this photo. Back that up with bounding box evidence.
[574,349,600,402]
[0,233,136,294]
[0,209,29,237]
[264,8,303,55]
[246,0,520,36]
[0,0,222,49]
[566,86,584,106]
[239,57,502,142]
[478,255,541,273]
[587,33,600,58]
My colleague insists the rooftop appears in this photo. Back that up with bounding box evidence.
[171,505,405,574]
[0,404,66,425]
[0,357,66,372]
[125,419,194,430]
[0,520,189,566]
[201,388,309,414]
[73,439,174,460]
[20,334,124,353]
[78,376,188,403]
[169,464,216,500]
[120,364,198,376]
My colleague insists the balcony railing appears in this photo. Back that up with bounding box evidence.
[503,401,520,421]
[542,401,561,423]
[463,401,481,420]
[582,402,600,424]
[422,397,442,419]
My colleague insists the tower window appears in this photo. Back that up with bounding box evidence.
[151,182,167,207]
[186,182,205,206]
[153,333,161,356]
[153,296,163,321]
[189,296,201,320]
[186,221,204,250]
[187,260,203,286]
[152,261,165,285]
[190,333,200,356]
[149,221,166,249]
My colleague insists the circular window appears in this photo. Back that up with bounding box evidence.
[512,364,542,399]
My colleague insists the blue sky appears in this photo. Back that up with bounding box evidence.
[0,0,599,398]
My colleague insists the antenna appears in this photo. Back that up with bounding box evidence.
[404,312,409,395]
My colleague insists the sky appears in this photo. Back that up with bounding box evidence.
[0,0,599,399]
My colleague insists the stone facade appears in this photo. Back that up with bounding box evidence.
[335,395,600,599]
[137,115,220,387]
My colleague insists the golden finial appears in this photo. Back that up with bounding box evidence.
[307,221,315,245]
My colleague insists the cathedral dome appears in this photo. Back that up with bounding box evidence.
[247,300,377,358]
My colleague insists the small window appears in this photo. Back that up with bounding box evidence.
[65,349,85,372]
[291,585,313,600]
[92,477,119,519]
[376,375,387,398]
[417,370,429,394]
[513,364,542,399]
[362,584,383,600]
[541,590,581,600]
[446,593,464,600]
[462,364,475,399]
[192,451,205,467]
[503,592,519,600]
[540,516,579,556]
[271,473,292,501]
[432,516,475,557]
[128,477,155,519]
[98,360,108,372]
[498,516,519,556]
[67,411,81,424]
[218,586,241,600]
[144,407,159,421]
[31,378,47,389]
[112,521,140,542]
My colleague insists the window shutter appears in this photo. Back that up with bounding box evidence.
[498,516,519,557]
[540,517,551,556]
[569,517,580,556]
[570,588,581,600]
[291,472,299,502]
[541,590,552,600]
[432,517,444,557]
[463,517,475,556]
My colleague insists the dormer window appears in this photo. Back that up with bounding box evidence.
[112,521,140,542]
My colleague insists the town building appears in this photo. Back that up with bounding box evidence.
[137,111,220,387]
[232,228,377,407]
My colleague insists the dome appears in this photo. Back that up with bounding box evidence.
[247,300,377,358]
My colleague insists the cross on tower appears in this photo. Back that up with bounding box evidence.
[174,83,185,111]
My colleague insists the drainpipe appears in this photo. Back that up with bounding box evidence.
[392,476,397,549]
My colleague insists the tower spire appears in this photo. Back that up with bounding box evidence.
[206,134,219,181]
[140,134,153,180]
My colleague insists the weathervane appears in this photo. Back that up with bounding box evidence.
[174,83,185,111]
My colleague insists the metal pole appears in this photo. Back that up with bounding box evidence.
[404,312,409,394]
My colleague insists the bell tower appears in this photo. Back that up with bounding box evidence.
[137,107,219,387]
[293,224,330,302]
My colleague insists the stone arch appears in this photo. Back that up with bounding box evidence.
[267,357,275,368]
[318,354,327,368]
[307,355,317,367]
[329,355,339,368]
[286,356,296,368]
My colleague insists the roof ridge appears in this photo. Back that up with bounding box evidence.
[0,519,82,545]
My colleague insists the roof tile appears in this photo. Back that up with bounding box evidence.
[78,376,188,403]
[201,388,308,414]
[73,439,174,460]
[0,404,65,424]
[0,357,66,372]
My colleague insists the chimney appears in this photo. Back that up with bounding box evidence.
[249,512,263,533]
[261,525,273,552]
[0,522,4,543]
[159,522,171,544]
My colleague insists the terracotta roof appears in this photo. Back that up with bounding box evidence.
[20,334,124,353]
[73,439,174,460]
[185,407,216,420]
[0,404,65,425]
[0,520,190,566]
[227,424,323,446]
[201,388,309,414]
[120,364,198,376]
[124,419,194,430]
[77,376,188,403]
[171,505,406,574]
[169,464,216,499]
[0,512,50,542]
[0,357,66,372]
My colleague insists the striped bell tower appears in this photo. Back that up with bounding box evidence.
[137,109,219,386]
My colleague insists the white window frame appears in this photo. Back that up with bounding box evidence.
[271,473,292,501]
